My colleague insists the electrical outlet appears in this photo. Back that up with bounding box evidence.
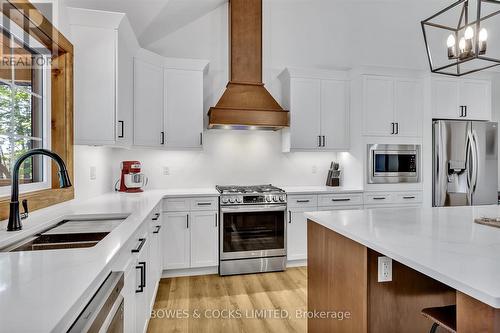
[312,165,317,174]
[89,166,97,180]
[162,166,170,176]
[378,256,393,282]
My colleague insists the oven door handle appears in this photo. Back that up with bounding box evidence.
[220,205,287,213]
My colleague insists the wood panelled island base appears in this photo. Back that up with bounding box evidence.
[307,220,500,333]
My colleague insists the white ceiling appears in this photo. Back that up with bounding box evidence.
[65,0,227,47]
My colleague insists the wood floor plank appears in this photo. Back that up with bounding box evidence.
[148,267,307,333]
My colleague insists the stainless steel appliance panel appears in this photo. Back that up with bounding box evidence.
[219,256,286,276]
[368,144,420,184]
[433,120,498,207]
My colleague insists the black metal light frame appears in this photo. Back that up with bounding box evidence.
[421,0,500,76]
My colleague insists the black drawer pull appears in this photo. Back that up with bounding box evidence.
[153,225,161,234]
[197,202,212,206]
[332,198,351,202]
[289,211,292,224]
[152,213,160,221]
[135,262,146,293]
[296,200,310,203]
[403,196,416,199]
[373,197,387,200]
[131,238,146,253]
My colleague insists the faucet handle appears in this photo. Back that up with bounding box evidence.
[20,199,28,219]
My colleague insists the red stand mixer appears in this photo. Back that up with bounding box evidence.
[118,161,148,193]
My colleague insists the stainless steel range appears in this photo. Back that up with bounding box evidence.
[216,185,287,276]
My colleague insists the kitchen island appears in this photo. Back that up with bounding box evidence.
[306,206,500,333]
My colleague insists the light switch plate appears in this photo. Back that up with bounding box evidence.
[89,166,97,180]
[162,166,170,176]
[378,256,392,282]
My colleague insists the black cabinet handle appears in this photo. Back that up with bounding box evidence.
[131,238,146,253]
[153,225,161,234]
[391,122,395,134]
[186,214,189,228]
[464,106,467,117]
[135,262,146,293]
[318,135,321,147]
[373,197,387,200]
[152,213,160,221]
[296,200,310,203]
[403,196,416,199]
[215,213,218,227]
[118,120,124,138]
[395,122,399,135]
[322,136,326,147]
[200,132,203,145]
[197,202,212,206]
[332,198,351,202]
[288,210,292,223]
[161,131,165,145]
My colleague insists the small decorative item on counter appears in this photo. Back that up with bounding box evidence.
[326,161,341,187]
[474,217,500,228]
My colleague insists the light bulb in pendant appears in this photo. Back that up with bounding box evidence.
[459,37,466,51]
[447,34,456,47]
[447,34,457,59]
[479,28,488,54]
[464,26,474,40]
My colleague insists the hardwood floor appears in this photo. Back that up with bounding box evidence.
[147,267,307,333]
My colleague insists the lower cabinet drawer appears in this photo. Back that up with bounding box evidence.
[364,193,394,205]
[163,198,191,212]
[394,192,422,204]
[287,195,318,208]
[190,197,218,211]
[318,193,363,207]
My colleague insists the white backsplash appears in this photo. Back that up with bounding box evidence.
[109,130,361,190]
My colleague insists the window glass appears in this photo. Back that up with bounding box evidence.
[0,29,46,189]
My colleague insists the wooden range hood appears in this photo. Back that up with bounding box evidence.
[208,0,289,130]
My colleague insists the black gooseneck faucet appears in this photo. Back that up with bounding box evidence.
[7,149,72,232]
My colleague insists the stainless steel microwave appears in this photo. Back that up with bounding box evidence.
[367,144,420,184]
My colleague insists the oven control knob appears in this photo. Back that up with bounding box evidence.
[229,197,235,203]
[222,197,228,204]
[279,195,285,202]
[272,195,278,202]
[266,196,271,202]
[236,197,242,203]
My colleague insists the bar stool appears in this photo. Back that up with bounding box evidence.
[421,305,457,333]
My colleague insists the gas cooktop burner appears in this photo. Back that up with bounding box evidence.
[216,185,287,206]
[216,184,285,194]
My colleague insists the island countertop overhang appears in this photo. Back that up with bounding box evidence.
[305,205,500,309]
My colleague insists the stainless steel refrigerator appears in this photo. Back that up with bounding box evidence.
[433,120,498,207]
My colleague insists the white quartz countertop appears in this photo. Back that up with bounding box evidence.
[0,188,218,333]
[305,205,500,308]
[281,185,363,195]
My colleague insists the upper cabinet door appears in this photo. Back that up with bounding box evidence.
[362,76,395,136]
[431,78,460,119]
[133,59,164,147]
[72,25,116,145]
[115,28,134,146]
[394,79,422,137]
[460,80,491,120]
[289,78,321,149]
[320,79,349,150]
[165,69,204,148]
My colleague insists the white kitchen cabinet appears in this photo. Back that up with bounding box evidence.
[123,258,137,333]
[148,210,162,308]
[70,8,138,146]
[190,211,219,268]
[134,57,165,147]
[287,208,308,261]
[163,212,190,270]
[362,75,422,137]
[364,191,422,208]
[162,197,219,272]
[281,68,350,151]
[164,69,204,148]
[431,77,491,120]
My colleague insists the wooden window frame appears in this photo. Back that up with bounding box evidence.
[0,0,73,220]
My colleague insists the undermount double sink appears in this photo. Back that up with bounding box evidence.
[2,215,129,252]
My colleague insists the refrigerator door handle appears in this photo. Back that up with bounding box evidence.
[466,130,473,199]
[471,130,479,193]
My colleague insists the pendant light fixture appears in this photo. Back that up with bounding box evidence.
[421,0,500,76]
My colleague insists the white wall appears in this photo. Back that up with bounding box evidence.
[110,130,346,188]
